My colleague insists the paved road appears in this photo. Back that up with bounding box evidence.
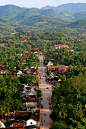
[39,55,52,129]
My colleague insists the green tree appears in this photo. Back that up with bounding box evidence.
[50,120,68,129]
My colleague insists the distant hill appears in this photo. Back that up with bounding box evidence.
[0,5,69,21]
[73,11,86,21]
[0,17,39,36]
[0,5,27,19]
[0,4,86,23]
[10,13,70,28]
[67,19,86,28]
[0,4,86,36]
[42,3,86,13]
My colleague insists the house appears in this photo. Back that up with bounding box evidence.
[79,33,86,36]
[7,71,13,75]
[24,69,31,74]
[50,59,57,63]
[17,70,23,77]
[30,66,36,70]
[0,65,4,69]
[14,111,38,128]
[50,76,59,85]
[54,66,59,71]
[24,51,28,55]
[26,116,37,127]
[10,123,25,129]
[22,62,27,65]
[21,39,27,42]
[0,70,6,75]
[21,97,37,103]
[49,72,54,78]
[67,49,74,52]
[23,102,37,109]
[0,43,5,46]
[0,70,13,76]
[48,65,54,71]
[54,45,61,49]
[26,47,38,51]
[0,121,5,128]
[34,52,39,57]
[30,66,37,74]
[16,53,23,56]
[18,84,29,91]
[4,112,14,119]
[11,56,15,59]
[32,71,38,76]
[71,38,74,40]
[62,45,69,48]
[26,89,37,99]
[47,61,53,67]
[47,61,53,71]
[0,119,6,123]
[14,111,32,121]
[58,68,67,74]
[20,89,37,101]
[22,56,27,60]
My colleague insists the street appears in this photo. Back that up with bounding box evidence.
[39,55,52,129]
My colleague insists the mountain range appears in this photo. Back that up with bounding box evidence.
[0,3,86,35]
[42,3,86,13]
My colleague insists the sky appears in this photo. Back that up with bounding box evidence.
[0,0,86,8]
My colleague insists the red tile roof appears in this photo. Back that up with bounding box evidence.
[62,45,69,48]
[2,43,5,45]
[59,68,66,72]
[13,123,25,127]
[79,54,86,56]
[26,47,38,51]
[0,64,4,67]
[67,49,71,50]
[54,45,61,48]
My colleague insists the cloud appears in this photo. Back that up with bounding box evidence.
[0,0,86,8]
[17,0,59,8]
[0,0,59,8]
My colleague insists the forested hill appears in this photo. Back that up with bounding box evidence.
[42,3,86,13]
[0,5,65,20]
[0,4,86,21]
[0,16,86,36]
[0,4,86,36]
[67,19,86,28]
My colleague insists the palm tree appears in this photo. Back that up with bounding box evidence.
[0,100,6,119]
[73,101,84,121]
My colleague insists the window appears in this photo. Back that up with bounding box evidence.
[30,122,32,124]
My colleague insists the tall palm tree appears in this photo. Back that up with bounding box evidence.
[0,100,6,119]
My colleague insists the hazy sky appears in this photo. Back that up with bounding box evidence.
[0,0,86,8]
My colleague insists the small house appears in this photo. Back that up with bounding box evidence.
[54,45,61,49]
[17,70,23,77]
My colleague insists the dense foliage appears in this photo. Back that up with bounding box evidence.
[0,5,86,35]
[0,31,86,128]
[50,73,86,128]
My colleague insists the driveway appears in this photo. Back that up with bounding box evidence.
[39,55,52,129]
